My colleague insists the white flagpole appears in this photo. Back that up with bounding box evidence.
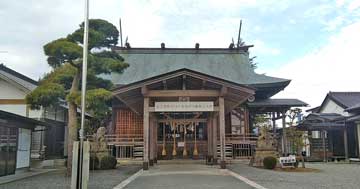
[80,0,89,142]
[79,0,89,188]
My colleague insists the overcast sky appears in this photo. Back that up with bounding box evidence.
[1,0,360,108]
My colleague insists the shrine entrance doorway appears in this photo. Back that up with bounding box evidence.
[156,112,209,160]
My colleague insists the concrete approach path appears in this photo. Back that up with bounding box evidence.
[114,161,266,189]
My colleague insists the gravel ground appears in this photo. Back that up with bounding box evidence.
[0,165,141,189]
[229,162,360,189]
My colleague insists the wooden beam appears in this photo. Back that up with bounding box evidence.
[115,95,141,115]
[0,99,26,104]
[157,118,207,123]
[146,90,220,97]
[149,106,219,112]
[220,86,228,97]
[141,85,148,96]
[182,75,186,90]
[162,80,167,90]
[202,80,206,90]
[113,70,255,95]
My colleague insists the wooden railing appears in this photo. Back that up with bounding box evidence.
[87,133,265,159]
[87,134,143,145]
[225,133,258,145]
[223,134,258,159]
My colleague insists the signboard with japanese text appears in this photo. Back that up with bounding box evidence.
[154,101,214,112]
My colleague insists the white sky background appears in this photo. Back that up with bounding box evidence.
[1,0,360,108]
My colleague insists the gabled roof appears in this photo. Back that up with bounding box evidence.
[306,113,345,121]
[298,113,346,130]
[0,63,38,91]
[247,98,308,108]
[110,48,291,99]
[320,92,360,110]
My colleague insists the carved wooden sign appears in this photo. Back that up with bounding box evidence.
[154,101,214,112]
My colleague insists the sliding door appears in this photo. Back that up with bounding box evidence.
[0,126,18,177]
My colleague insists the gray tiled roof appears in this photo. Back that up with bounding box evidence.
[247,98,308,107]
[110,48,290,88]
[0,64,38,91]
[328,92,360,108]
[307,113,345,121]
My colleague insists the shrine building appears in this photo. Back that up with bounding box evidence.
[109,44,307,170]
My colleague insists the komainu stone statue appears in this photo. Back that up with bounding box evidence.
[250,126,278,167]
[91,127,109,160]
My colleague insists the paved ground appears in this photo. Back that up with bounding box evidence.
[0,169,56,185]
[122,163,255,189]
[3,161,359,189]
[229,162,360,189]
[0,165,141,189]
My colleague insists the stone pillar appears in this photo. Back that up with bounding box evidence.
[219,97,226,169]
[143,97,149,170]
[344,128,349,160]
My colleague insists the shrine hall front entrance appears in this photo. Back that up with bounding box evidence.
[112,69,256,170]
[156,112,210,160]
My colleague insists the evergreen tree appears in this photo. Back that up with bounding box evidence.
[26,19,128,173]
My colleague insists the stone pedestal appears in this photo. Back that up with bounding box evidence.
[250,126,278,167]
[251,148,278,167]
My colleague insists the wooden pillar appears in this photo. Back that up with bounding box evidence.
[272,112,276,134]
[357,123,360,158]
[143,97,149,170]
[154,120,158,164]
[344,128,349,160]
[322,130,326,162]
[207,116,213,157]
[281,110,287,155]
[212,115,218,164]
[149,115,154,166]
[219,97,226,169]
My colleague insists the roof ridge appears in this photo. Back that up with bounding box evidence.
[0,64,38,85]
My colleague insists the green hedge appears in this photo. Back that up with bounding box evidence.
[100,155,117,169]
[90,155,117,170]
[263,156,277,169]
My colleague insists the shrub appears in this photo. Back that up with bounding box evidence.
[263,156,277,169]
[99,155,117,169]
